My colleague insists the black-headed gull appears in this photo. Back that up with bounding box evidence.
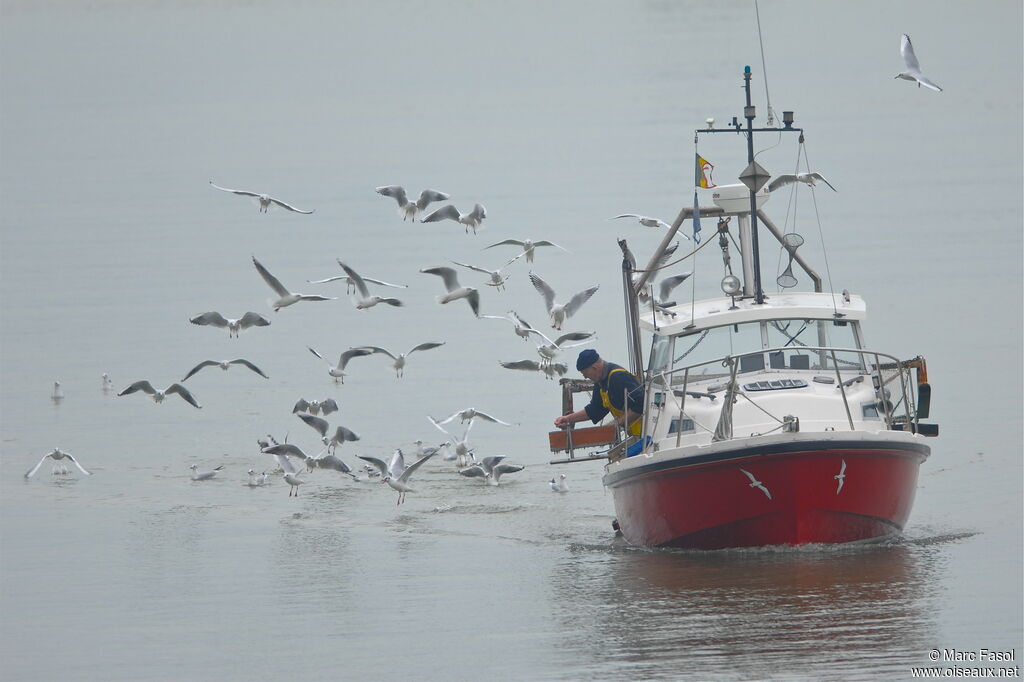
[118,381,202,408]
[210,181,314,213]
[247,469,269,487]
[295,413,360,452]
[336,261,404,310]
[480,310,535,341]
[485,238,567,264]
[252,256,336,311]
[640,272,693,312]
[189,311,270,338]
[181,358,268,382]
[451,260,514,291]
[549,473,569,493]
[305,453,358,478]
[284,471,305,496]
[427,416,475,466]
[307,259,409,295]
[262,443,308,474]
[102,373,113,392]
[420,266,480,317]
[525,328,596,365]
[307,346,373,383]
[767,173,836,193]
[528,272,599,330]
[51,381,64,403]
[895,34,942,92]
[357,449,435,505]
[499,359,569,380]
[24,448,92,478]
[613,214,673,230]
[358,342,445,378]
[421,203,487,234]
[292,398,339,416]
[190,464,224,481]
[458,455,524,486]
[375,185,450,222]
[435,407,514,427]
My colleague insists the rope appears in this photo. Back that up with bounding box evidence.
[799,142,840,315]
[631,235,717,274]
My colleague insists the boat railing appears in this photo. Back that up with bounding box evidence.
[642,345,926,452]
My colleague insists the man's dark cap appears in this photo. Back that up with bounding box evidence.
[576,349,599,371]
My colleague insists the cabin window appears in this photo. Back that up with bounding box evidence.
[648,335,673,374]
[668,417,695,434]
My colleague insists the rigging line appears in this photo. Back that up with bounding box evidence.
[775,140,805,286]
[754,0,775,126]
[800,142,840,315]
[630,235,717,274]
[738,391,785,424]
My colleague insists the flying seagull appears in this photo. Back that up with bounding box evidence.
[181,358,268,382]
[209,181,314,213]
[358,342,445,378]
[375,185,450,222]
[528,272,599,330]
[834,459,847,495]
[189,311,270,338]
[420,266,480,317]
[307,259,408,294]
[499,359,569,380]
[895,33,942,92]
[24,448,92,478]
[525,328,596,365]
[357,450,436,505]
[612,214,674,231]
[451,261,513,291]
[118,381,202,408]
[458,455,524,486]
[485,238,567,264]
[435,407,514,427]
[307,346,373,383]
[767,172,837,193]
[295,413,360,453]
[336,261,404,310]
[292,398,339,416]
[252,256,336,311]
[421,203,487,234]
[480,310,536,341]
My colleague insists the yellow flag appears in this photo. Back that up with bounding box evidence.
[695,154,716,189]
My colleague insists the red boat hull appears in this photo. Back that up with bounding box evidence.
[603,437,929,549]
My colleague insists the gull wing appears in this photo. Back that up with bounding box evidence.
[525,327,555,346]
[564,285,599,317]
[65,453,92,476]
[451,260,494,275]
[361,276,408,289]
[165,383,202,408]
[339,347,374,369]
[190,311,229,328]
[532,240,568,251]
[469,204,487,221]
[500,360,542,372]
[900,34,920,72]
[915,75,942,92]
[273,454,299,475]
[397,452,435,484]
[229,359,269,378]
[473,410,513,426]
[658,272,692,302]
[375,185,409,206]
[337,261,369,298]
[330,426,360,444]
[408,342,445,355]
[182,360,219,382]
[297,413,329,437]
[655,241,681,268]
[554,331,596,347]
[252,256,290,297]
[458,464,487,478]
[360,345,397,360]
[119,380,157,396]
[528,272,557,312]
[307,275,348,284]
[24,453,51,478]
[320,398,339,415]
[238,312,271,329]
[420,266,461,292]
[480,455,507,472]
[264,443,308,460]
[210,181,259,198]
[493,462,524,476]
[421,204,461,224]
[316,455,353,474]
[549,362,568,376]
[484,239,524,249]
[808,173,837,192]
[427,415,451,435]
[767,175,797,193]
[357,455,390,478]
[464,289,481,317]
[293,398,311,414]
[268,197,314,214]
[416,189,450,209]
[308,346,327,362]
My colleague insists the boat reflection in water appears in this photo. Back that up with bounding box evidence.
[552,540,944,679]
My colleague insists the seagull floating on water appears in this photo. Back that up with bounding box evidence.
[247,469,268,487]
[767,172,837,193]
[25,448,92,478]
[420,266,481,317]
[252,256,335,311]
[550,473,569,493]
[337,261,404,310]
[422,203,487,234]
[895,33,942,92]
[307,346,373,383]
[210,181,314,213]
[190,464,224,481]
[118,381,202,408]
[358,342,445,378]
[189,311,271,338]
[528,272,599,330]
[375,185,450,222]
[485,238,567,264]
[51,381,64,403]
[181,358,268,382]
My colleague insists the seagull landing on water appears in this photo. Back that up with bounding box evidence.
[295,413,360,453]
[181,358,268,382]
[357,342,445,378]
[307,346,373,383]
[420,266,480,317]
[895,33,942,92]
[358,450,436,505]
[210,181,314,214]
[767,172,837,193]
[485,238,568,265]
[739,468,772,500]
[252,256,336,312]
[189,311,270,338]
[190,464,224,481]
[421,203,487,234]
[458,455,524,486]
[118,381,202,408]
[375,185,450,222]
[25,448,92,478]
[528,272,599,331]
[336,261,404,310]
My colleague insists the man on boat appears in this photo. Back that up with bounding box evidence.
[553,350,645,453]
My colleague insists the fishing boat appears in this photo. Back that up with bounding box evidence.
[549,67,938,550]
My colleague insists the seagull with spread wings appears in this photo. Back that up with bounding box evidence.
[358,342,445,378]
[189,311,270,338]
[209,181,314,214]
[421,203,487,234]
[528,272,599,330]
[118,381,202,408]
[336,261,404,310]
[375,185,450,222]
[307,259,408,295]
[181,358,268,382]
[307,346,373,383]
[480,310,536,341]
[252,256,336,311]
[420,266,480,317]
[485,238,567,264]
[24,448,92,478]
[767,172,837,193]
[357,450,436,505]
[895,33,942,92]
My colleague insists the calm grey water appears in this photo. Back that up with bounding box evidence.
[2,1,1021,680]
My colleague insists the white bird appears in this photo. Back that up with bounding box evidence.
[307,259,409,294]
[435,407,514,427]
[528,272,599,330]
[427,416,474,466]
[358,342,445,378]
[51,381,64,403]
[642,272,693,312]
[210,181,314,213]
[336,261,404,310]
[480,310,536,341]
[834,459,847,495]
[307,346,373,383]
[190,464,224,481]
[549,473,568,493]
[525,328,596,365]
[295,413,360,453]
[420,266,480,317]
[451,261,513,291]
[118,381,202,408]
[101,374,113,392]
[767,172,837,193]
[181,358,268,382]
[24,448,92,478]
[252,256,336,311]
[421,203,487,234]
[739,468,772,500]
[247,469,268,487]
[895,33,942,92]
[375,185,450,222]
[612,214,674,231]
[262,444,309,480]
[292,398,339,416]
[305,453,357,477]
[485,238,567,264]
[189,311,271,338]
[283,471,305,496]
[458,455,524,486]
[358,450,436,505]
[499,359,569,380]
[412,440,450,459]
